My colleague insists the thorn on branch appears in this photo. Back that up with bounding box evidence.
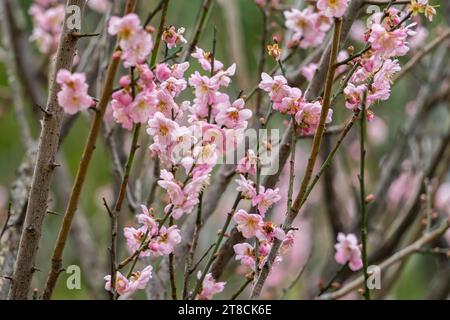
[31,266,41,273]
[37,105,52,117]
[0,275,13,281]
[49,162,61,170]
[71,32,101,38]
[47,210,62,217]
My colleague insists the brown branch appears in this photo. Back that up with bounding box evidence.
[8,0,88,300]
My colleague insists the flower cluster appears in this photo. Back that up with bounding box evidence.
[259,73,333,135]
[104,204,180,298]
[141,48,252,222]
[123,205,181,258]
[284,6,332,49]
[232,171,291,274]
[56,69,94,114]
[342,8,415,115]
[334,233,363,271]
[29,0,64,55]
[108,13,154,68]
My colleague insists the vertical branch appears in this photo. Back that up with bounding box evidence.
[8,0,87,300]
[250,18,343,299]
[41,0,138,300]
[358,91,370,300]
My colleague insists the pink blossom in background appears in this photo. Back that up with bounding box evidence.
[317,0,349,18]
[388,166,418,209]
[284,7,332,48]
[367,117,388,145]
[300,63,318,82]
[334,233,363,271]
[435,183,450,215]
[29,1,64,54]
[88,0,110,13]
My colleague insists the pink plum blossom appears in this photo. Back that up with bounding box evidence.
[197,273,226,300]
[259,73,290,103]
[128,265,153,291]
[294,101,333,136]
[56,69,93,114]
[317,0,349,18]
[334,233,363,271]
[233,243,256,270]
[233,209,264,239]
[104,272,129,296]
[162,25,187,49]
[215,98,252,129]
[191,47,224,72]
[252,187,281,216]
[235,175,257,199]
